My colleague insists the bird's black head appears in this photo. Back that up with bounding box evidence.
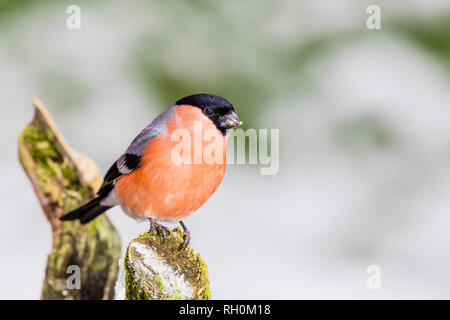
[176,93,241,135]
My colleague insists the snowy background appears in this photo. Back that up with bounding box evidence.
[0,0,449,299]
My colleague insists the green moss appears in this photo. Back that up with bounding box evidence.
[124,245,148,300]
[201,287,211,300]
[45,213,121,300]
[125,230,211,300]
[20,119,121,300]
[20,124,92,212]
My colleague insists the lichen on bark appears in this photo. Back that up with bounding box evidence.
[125,229,211,300]
[18,98,121,300]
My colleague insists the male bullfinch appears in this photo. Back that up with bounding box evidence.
[60,93,241,248]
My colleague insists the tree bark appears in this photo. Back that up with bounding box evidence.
[125,229,211,300]
[18,98,121,300]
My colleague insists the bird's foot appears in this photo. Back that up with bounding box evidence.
[179,221,191,250]
[148,218,170,242]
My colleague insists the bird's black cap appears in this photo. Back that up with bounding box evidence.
[176,93,233,110]
[176,93,239,135]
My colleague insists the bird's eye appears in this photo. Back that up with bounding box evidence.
[204,107,214,116]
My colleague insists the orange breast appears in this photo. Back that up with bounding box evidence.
[115,105,227,220]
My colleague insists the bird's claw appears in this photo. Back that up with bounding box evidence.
[181,232,190,250]
[148,218,170,243]
[179,221,191,250]
[148,219,190,248]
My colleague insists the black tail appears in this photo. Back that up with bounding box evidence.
[60,196,112,224]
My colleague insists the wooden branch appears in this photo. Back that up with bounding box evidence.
[125,229,211,300]
[18,98,121,300]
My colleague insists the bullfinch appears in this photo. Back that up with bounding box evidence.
[60,93,241,248]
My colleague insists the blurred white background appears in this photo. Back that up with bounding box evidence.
[0,0,449,299]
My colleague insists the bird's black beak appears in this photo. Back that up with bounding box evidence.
[221,111,242,129]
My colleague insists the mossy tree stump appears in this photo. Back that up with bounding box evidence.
[125,229,211,300]
[18,98,121,300]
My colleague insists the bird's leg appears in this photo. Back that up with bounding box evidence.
[148,218,170,242]
[179,221,191,249]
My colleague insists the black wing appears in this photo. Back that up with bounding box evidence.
[97,153,141,195]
